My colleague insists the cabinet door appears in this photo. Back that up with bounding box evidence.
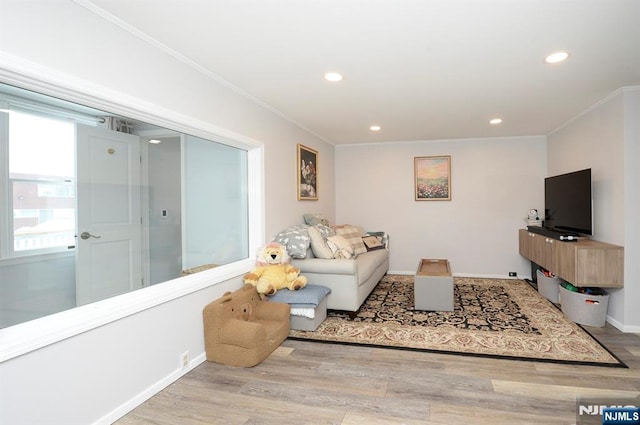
[554,242,576,283]
[535,235,560,272]
[529,234,547,268]
[519,230,552,269]
[575,246,624,286]
[519,229,532,259]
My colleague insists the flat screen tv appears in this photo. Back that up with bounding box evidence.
[544,168,592,235]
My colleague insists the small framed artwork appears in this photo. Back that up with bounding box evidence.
[414,156,451,201]
[297,144,318,200]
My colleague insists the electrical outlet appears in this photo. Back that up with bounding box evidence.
[509,272,517,277]
[180,351,190,369]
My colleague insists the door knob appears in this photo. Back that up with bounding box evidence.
[80,231,101,240]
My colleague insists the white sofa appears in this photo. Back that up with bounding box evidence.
[272,217,389,313]
[291,248,389,312]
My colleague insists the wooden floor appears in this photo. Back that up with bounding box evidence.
[117,324,640,425]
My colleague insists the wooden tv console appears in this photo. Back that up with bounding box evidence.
[518,229,624,288]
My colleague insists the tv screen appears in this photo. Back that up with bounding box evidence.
[544,169,592,235]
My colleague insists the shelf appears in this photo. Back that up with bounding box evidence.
[518,229,623,288]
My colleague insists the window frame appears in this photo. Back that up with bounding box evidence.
[0,66,264,363]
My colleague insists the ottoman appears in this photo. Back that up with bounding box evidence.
[268,284,331,331]
[414,258,454,311]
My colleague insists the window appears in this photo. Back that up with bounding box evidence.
[7,110,75,253]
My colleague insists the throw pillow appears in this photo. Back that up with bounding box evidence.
[303,213,331,227]
[333,225,367,256]
[273,225,310,259]
[307,226,333,259]
[362,235,384,251]
[326,235,354,259]
[314,223,335,239]
[366,231,389,249]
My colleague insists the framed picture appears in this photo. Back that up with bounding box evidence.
[414,156,451,201]
[297,144,318,200]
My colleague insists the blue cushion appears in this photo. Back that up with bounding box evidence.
[269,284,331,307]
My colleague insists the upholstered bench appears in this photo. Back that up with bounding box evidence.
[269,284,331,331]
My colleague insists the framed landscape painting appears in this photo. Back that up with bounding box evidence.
[297,144,318,200]
[414,156,451,201]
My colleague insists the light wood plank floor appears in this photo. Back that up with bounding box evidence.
[117,324,640,425]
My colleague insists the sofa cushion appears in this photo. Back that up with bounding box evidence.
[269,284,331,308]
[334,225,367,256]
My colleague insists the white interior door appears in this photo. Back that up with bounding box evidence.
[75,124,142,306]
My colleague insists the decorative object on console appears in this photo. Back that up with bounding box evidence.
[202,284,290,367]
[414,155,451,201]
[526,208,542,227]
[297,144,318,201]
[243,242,307,296]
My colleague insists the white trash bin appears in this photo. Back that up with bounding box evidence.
[536,269,561,303]
[559,286,609,327]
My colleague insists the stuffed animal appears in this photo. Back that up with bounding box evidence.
[243,242,307,296]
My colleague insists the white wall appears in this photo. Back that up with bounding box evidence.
[623,89,640,331]
[336,136,547,277]
[0,276,240,425]
[547,87,640,330]
[547,93,625,244]
[0,2,334,424]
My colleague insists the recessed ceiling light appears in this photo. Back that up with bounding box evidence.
[545,51,569,64]
[324,72,343,82]
[370,125,381,131]
[148,139,162,144]
[489,118,502,125]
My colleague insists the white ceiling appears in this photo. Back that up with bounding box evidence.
[84,0,640,145]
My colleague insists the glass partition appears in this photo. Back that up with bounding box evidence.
[0,83,250,328]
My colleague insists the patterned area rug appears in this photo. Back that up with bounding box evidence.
[289,275,625,367]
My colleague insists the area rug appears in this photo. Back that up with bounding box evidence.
[289,275,625,367]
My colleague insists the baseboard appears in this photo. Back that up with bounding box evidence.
[94,352,207,425]
[606,315,640,333]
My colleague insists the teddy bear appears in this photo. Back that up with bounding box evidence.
[243,242,307,296]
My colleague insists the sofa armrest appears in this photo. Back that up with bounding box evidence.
[218,319,265,349]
